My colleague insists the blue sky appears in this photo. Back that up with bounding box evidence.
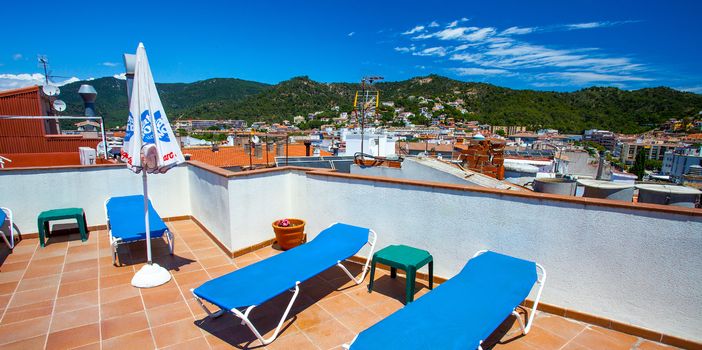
[1,0,700,92]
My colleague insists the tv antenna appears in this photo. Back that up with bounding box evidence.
[37,55,72,86]
[353,76,383,158]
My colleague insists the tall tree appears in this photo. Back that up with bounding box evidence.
[631,147,648,180]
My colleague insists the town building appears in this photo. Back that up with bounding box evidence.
[584,129,617,151]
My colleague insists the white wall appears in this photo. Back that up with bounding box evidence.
[187,165,231,246]
[0,165,189,234]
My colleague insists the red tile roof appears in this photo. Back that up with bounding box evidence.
[184,144,330,168]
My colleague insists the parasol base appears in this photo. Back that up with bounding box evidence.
[131,263,171,288]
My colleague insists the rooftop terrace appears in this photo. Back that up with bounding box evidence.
[0,161,701,349]
[0,220,682,349]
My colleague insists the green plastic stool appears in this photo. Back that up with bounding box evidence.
[368,244,433,304]
[37,208,87,247]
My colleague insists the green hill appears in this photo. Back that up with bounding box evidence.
[57,77,270,127]
[56,74,702,133]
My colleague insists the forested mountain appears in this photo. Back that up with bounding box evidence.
[55,74,702,133]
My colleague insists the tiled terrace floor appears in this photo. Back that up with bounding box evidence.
[0,219,680,349]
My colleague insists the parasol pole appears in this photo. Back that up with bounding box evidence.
[142,169,152,265]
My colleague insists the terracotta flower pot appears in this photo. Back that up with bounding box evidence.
[272,218,306,250]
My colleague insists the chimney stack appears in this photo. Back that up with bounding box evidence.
[304,140,312,156]
[78,85,97,117]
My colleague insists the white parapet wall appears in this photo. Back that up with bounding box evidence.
[0,164,190,234]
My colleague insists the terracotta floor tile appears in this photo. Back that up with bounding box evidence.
[16,274,61,292]
[54,290,98,313]
[0,270,24,284]
[570,326,638,350]
[335,306,382,333]
[60,266,98,284]
[532,314,586,341]
[294,303,334,330]
[162,336,211,350]
[266,330,317,350]
[521,325,572,349]
[50,305,100,332]
[99,271,134,289]
[72,341,101,350]
[318,293,364,316]
[22,263,63,279]
[206,264,237,279]
[100,284,140,304]
[198,255,231,269]
[367,299,403,319]
[101,329,155,350]
[141,284,184,309]
[232,253,260,268]
[46,323,100,350]
[30,255,65,266]
[7,285,57,308]
[0,335,46,350]
[0,281,18,295]
[57,277,98,297]
[494,340,539,350]
[0,315,51,345]
[100,310,150,339]
[152,318,204,348]
[146,300,193,327]
[2,300,54,325]
[301,318,354,350]
[0,260,29,272]
[173,269,210,285]
[191,247,223,259]
[559,342,591,350]
[100,295,145,320]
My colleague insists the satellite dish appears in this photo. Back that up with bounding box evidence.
[42,84,60,96]
[52,99,66,112]
[251,135,260,144]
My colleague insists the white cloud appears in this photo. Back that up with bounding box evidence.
[394,46,416,53]
[0,73,80,91]
[414,26,496,42]
[403,25,425,35]
[413,47,448,57]
[401,18,648,87]
[113,73,127,80]
[12,53,22,61]
[539,72,651,85]
[501,26,535,35]
[453,67,510,76]
[101,62,118,67]
[428,21,439,28]
[348,32,355,37]
[675,86,702,94]
[566,22,607,30]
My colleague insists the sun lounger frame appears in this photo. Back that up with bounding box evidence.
[191,222,377,345]
[0,207,15,250]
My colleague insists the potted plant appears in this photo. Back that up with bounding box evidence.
[272,218,306,250]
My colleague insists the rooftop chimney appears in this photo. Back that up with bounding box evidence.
[78,85,97,117]
[304,140,312,156]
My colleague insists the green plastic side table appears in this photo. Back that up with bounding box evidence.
[368,244,433,304]
[37,208,87,247]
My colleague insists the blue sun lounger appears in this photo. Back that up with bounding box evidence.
[104,195,174,265]
[346,250,546,350]
[192,222,377,345]
[0,207,15,250]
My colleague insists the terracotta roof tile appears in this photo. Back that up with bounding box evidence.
[184,144,330,168]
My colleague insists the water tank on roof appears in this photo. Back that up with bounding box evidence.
[533,178,577,196]
[577,179,634,202]
[635,184,702,208]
